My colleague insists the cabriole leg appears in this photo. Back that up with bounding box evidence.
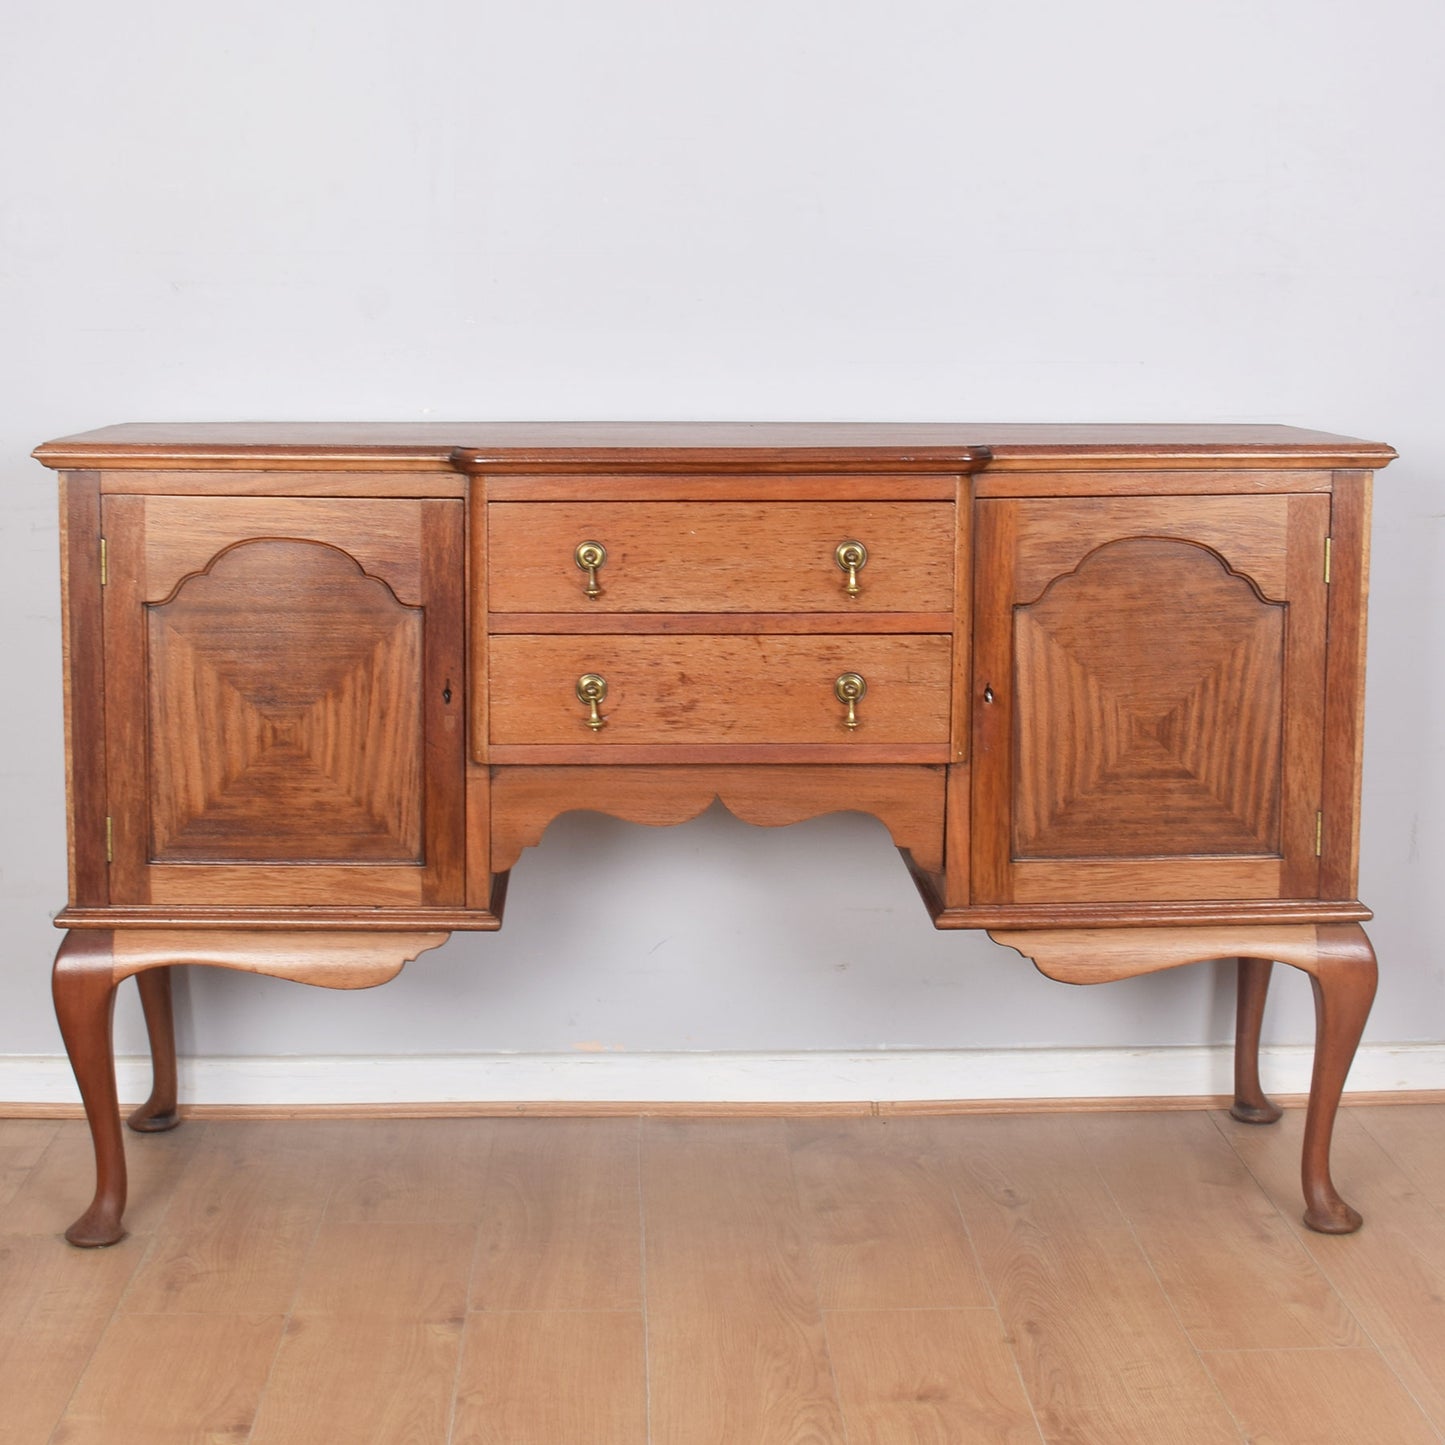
[52,930,127,1248]
[988,922,1379,1234]
[128,966,181,1133]
[1230,956,1283,1124]
[1293,924,1377,1234]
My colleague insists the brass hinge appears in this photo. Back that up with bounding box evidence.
[1323,536,1332,584]
[100,537,108,587]
[1315,811,1323,857]
[105,816,113,864]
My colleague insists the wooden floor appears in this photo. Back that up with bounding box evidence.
[2,1105,1444,1444]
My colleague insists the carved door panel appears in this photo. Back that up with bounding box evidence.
[973,494,1330,905]
[102,496,464,907]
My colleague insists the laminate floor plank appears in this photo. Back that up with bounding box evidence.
[1204,1346,1442,1445]
[46,1311,284,1445]
[323,1118,496,1225]
[289,1219,476,1322]
[3,1119,200,1238]
[0,1233,146,1445]
[787,1118,990,1311]
[471,1117,641,1312]
[247,1316,463,1445]
[452,1311,647,1445]
[1084,1111,1363,1351]
[647,1305,847,1445]
[641,1119,819,1317]
[118,1119,344,1315]
[1353,1104,1445,1211]
[824,1307,1044,1444]
[11,1107,1445,1445]
[931,1113,1245,1445]
[1217,1107,1445,1433]
[642,1120,846,1442]
[0,1121,60,1208]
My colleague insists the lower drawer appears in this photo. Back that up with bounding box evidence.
[488,634,952,747]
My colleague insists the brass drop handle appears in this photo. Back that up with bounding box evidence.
[834,672,867,730]
[834,540,868,598]
[576,673,609,730]
[574,541,607,599]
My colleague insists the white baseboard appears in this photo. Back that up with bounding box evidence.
[1,1042,1441,1108]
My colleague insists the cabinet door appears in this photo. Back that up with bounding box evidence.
[973,494,1329,905]
[102,496,464,907]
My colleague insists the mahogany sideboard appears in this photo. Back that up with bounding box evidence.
[34,421,1396,1246]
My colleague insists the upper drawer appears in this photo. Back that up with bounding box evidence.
[486,501,954,613]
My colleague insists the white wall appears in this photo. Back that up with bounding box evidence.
[3,0,1441,1103]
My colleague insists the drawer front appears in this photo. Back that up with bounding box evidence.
[489,635,952,745]
[486,501,954,613]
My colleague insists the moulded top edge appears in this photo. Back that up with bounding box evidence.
[31,422,1396,472]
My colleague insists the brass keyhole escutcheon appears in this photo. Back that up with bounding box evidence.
[574,541,607,599]
[576,673,609,730]
[834,672,867,730]
[834,540,868,597]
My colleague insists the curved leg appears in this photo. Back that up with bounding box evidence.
[988,923,1378,1234]
[52,931,127,1248]
[1294,924,1377,1234]
[1230,957,1283,1125]
[128,967,181,1133]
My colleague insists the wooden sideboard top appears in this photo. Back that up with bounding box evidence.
[33,422,1396,472]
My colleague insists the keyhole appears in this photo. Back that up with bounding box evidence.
[983,684,995,704]
[442,679,453,705]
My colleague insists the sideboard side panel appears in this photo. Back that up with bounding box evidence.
[59,471,109,907]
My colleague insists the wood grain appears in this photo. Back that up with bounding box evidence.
[48,1311,285,1445]
[641,1118,819,1318]
[34,420,1395,472]
[108,930,450,989]
[135,495,429,604]
[824,1308,1044,1445]
[6,1110,1445,1444]
[487,609,952,633]
[0,1120,58,1206]
[58,471,108,907]
[6,1068,196,1244]
[100,468,464,496]
[452,1312,647,1445]
[0,1230,146,1445]
[646,1306,847,1445]
[935,1113,1245,1445]
[786,1118,988,1311]
[973,493,1329,908]
[103,495,466,907]
[1221,1107,1445,1426]
[489,763,946,873]
[117,1119,340,1314]
[1008,494,1295,602]
[1354,1103,1445,1206]
[976,466,1335,496]
[145,536,426,863]
[489,633,952,746]
[1204,1346,1440,1445]
[1319,470,1373,900]
[471,1117,642,1312]
[487,500,953,613]
[484,471,960,500]
[1081,1111,1361,1350]
[1013,535,1285,856]
[290,1220,474,1321]
[248,1317,462,1445]
[323,1118,495,1225]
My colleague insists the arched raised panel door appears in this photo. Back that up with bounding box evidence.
[101,496,465,907]
[972,493,1330,906]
